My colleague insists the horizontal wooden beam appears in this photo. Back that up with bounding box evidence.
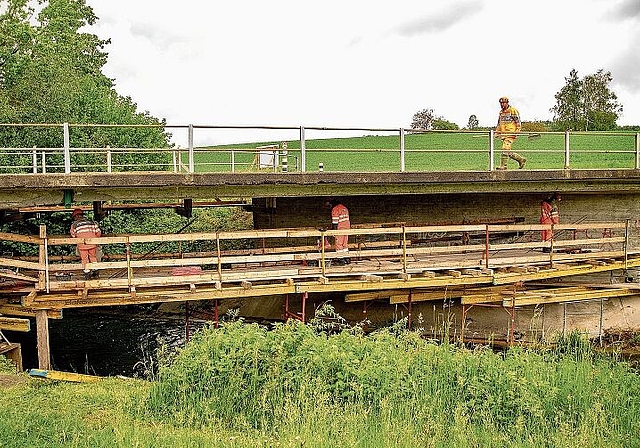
[0,270,38,283]
[0,305,62,319]
[505,287,638,306]
[0,316,30,332]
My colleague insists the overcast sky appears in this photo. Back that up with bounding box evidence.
[86,0,640,146]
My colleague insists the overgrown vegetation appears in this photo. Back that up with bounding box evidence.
[144,310,640,446]
[0,355,15,373]
[1,314,639,447]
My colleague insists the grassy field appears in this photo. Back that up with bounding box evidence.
[186,131,639,173]
[2,318,640,447]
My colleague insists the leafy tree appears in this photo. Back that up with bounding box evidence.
[550,68,622,131]
[467,115,479,130]
[521,121,551,132]
[432,118,459,130]
[410,108,435,130]
[0,0,171,172]
[411,109,458,131]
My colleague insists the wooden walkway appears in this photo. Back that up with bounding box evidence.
[2,220,640,369]
[0,221,637,317]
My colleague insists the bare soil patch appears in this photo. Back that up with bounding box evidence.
[0,374,27,389]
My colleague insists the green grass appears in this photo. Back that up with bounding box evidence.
[3,319,638,447]
[186,131,639,172]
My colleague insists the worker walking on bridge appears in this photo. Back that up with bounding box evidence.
[327,199,351,265]
[540,193,561,251]
[495,96,526,170]
[70,208,102,279]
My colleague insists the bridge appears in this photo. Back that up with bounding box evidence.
[2,124,640,370]
[1,219,638,368]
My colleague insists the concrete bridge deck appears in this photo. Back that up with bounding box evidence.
[2,169,640,208]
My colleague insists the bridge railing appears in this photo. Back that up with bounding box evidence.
[0,221,629,297]
[1,123,639,173]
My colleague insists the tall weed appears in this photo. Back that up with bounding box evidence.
[144,317,640,445]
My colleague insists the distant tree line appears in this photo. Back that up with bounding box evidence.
[412,68,628,132]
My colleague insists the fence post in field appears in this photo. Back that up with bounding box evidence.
[188,124,194,173]
[564,130,570,169]
[63,122,70,174]
[106,146,112,173]
[489,130,495,171]
[300,126,306,173]
[400,128,405,172]
[32,146,37,174]
[635,133,639,169]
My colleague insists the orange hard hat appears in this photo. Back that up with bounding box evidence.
[71,208,84,218]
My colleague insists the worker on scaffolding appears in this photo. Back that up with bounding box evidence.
[540,192,561,252]
[70,208,102,279]
[326,199,351,265]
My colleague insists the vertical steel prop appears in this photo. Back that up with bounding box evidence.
[485,224,490,269]
[185,301,190,343]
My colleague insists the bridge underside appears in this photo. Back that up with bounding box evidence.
[2,169,640,208]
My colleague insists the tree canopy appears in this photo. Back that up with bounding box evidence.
[466,115,479,130]
[0,0,171,154]
[550,68,622,131]
[411,108,459,131]
[410,108,436,130]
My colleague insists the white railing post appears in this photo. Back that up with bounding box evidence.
[564,130,570,169]
[63,122,71,173]
[300,126,306,173]
[32,146,37,174]
[106,146,112,173]
[400,128,405,172]
[41,150,46,174]
[635,133,639,170]
[489,130,495,171]
[188,124,194,173]
[172,149,178,173]
[231,149,235,173]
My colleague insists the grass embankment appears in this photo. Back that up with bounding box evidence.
[191,132,639,172]
[1,319,639,447]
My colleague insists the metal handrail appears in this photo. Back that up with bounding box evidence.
[1,123,639,174]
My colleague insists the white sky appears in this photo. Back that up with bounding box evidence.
[85,0,640,146]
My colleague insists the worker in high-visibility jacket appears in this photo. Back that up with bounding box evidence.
[540,193,561,251]
[70,208,102,279]
[495,96,526,170]
[327,199,351,265]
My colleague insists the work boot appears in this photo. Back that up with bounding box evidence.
[496,154,508,170]
[511,153,527,169]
